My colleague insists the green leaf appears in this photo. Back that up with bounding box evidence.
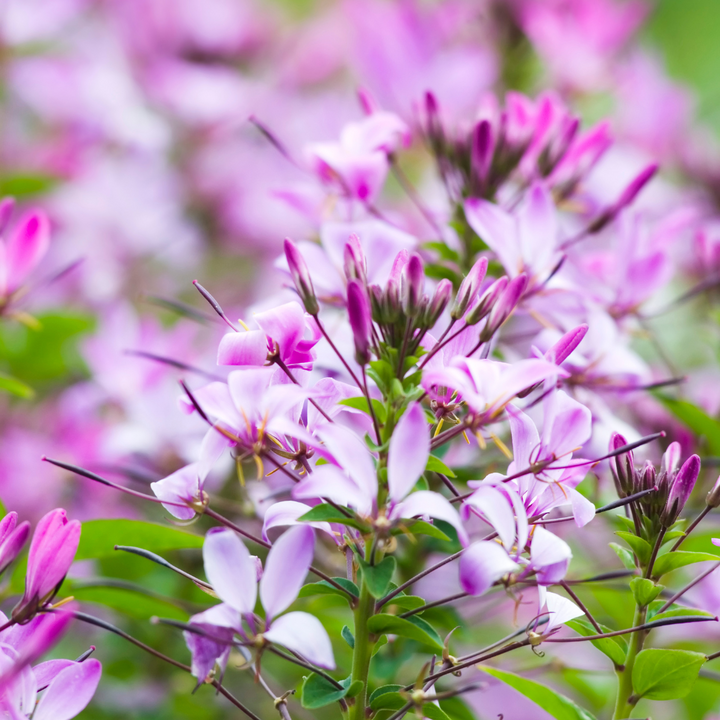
[422,241,461,265]
[632,648,706,700]
[609,542,637,570]
[629,577,663,607]
[0,172,60,198]
[338,397,387,423]
[425,455,456,478]
[297,578,359,601]
[566,619,627,667]
[66,581,189,621]
[367,613,444,651]
[359,556,397,599]
[346,681,364,699]
[395,519,451,542]
[369,685,404,708]
[301,674,353,709]
[76,520,203,561]
[423,705,452,720]
[369,691,405,711]
[615,532,652,565]
[652,551,719,577]
[383,595,426,612]
[0,372,34,399]
[647,601,715,624]
[439,697,477,720]
[481,667,598,720]
[297,504,370,531]
[341,625,355,649]
[655,395,720,455]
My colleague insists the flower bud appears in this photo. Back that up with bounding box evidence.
[471,120,494,193]
[0,197,15,235]
[368,283,384,322]
[465,276,508,326]
[403,253,425,316]
[384,278,402,323]
[284,238,319,315]
[545,324,588,365]
[707,475,720,508]
[479,273,527,341]
[343,234,367,284]
[662,442,682,476]
[425,279,453,328]
[451,257,488,320]
[662,454,700,527]
[587,163,658,234]
[0,511,30,576]
[610,432,634,498]
[389,249,409,283]
[347,279,372,365]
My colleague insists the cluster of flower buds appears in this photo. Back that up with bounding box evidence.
[610,434,701,533]
[420,90,612,201]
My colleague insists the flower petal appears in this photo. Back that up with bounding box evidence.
[545,591,584,633]
[265,611,335,669]
[459,541,518,596]
[203,528,257,614]
[33,659,102,720]
[388,403,430,503]
[261,525,314,620]
[391,490,468,546]
[217,330,267,366]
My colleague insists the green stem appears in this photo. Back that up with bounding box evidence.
[349,580,375,720]
[613,605,647,720]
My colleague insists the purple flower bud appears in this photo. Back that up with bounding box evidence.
[357,87,377,115]
[347,279,372,365]
[465,276,508,326]
[451,257,488,320]
[284,238,319,316]
[402,253,425,316]
[471,120,494,192]
[546,324,588,365]
[610,432,634,498]
[425,278,453,327]
[368,283,384,322]
[707,474,720,508]
[14,509,81,621]
[424,91,444,150]
[616,163,658,212]
[389,249,409,283]
[662,454,700,527]
[0,511,30,575]
[343,234,367,284]
[662,442,682,476]
[480,273,527,341]
[384,278,402,323]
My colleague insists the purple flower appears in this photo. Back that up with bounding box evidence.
[0,512,30,575]
[284,238,319,315]
[185,525,335,681]
[15,510,80,620]
[0,208,51,301]
[662,454,701,527]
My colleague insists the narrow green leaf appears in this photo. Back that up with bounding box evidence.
[481,667,598,720]
[423,704,452,720]
[629,577,663,607]
[425,455,456,478]
[338,397,387,423]
[298,504,370,531]
[359,556,397,599]
[615,532,652,565]
[566,619,627,667]
[369,685,403,707]
[383,595,426,612]
[0,372,34,399]
[655,395,720,455]
[647,601,716,624]
[394,519,451,542]
[439,697,477,720]
[297,578,359,601]
[76,520,203,561]
[652,551,719,577]
[367,613,444,651]
[609,542,637,570]
[632,648,706,700]
[369,691,405,711]
[301,674,352,709]
[342,625,355,649]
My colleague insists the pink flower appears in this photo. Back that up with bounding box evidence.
[15,509,81,620]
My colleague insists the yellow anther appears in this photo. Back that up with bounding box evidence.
[433,418,445,437]
[489,432,513,460]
